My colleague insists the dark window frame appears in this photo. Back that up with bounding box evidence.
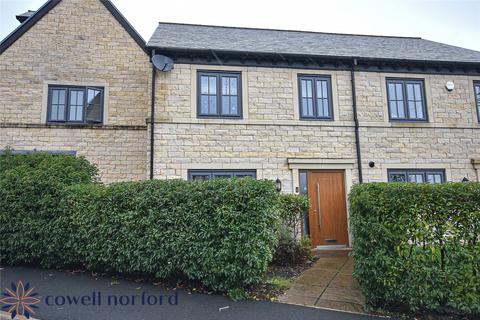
[474,81,480,123]
[187,169,256,180]
[47,85,104,125]
[197,71,242,119]
[386,78,428,122]
[387,169,446,183]
[298,74,334,120]
[298,170,310,235]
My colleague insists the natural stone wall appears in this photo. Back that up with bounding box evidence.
[1,0,150,126]
[1,0,478,185]
[247,68,295,120]
[355,72,480,125]
[155,64,354,123]
[154,64,480,186]
[154,123,359,192]
[429,74,479,125]
[355,72,480,182]
[0,0,150,182]
[359,127,480,182]
[153,64,361,190]
[0,126,147,183]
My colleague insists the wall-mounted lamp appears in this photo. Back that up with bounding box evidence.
[275,178,282,192]
[368,161,375,168]
[445,81,455,92]
[462,177,470,182]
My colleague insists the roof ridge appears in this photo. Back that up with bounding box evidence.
[156,21,423,40]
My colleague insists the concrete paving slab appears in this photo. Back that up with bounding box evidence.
[315,299,364,314]
[278,256,368,314]
[283,284,327,298]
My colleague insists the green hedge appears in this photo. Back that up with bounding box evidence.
[0,152,99,264]
[349,182,480,315]
[272,194,311,266]
[276,193,310,238]
[1,153,279,291]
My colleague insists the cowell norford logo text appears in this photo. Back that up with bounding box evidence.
[1,280,179,319]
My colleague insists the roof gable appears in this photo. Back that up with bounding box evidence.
[0,0,146,55]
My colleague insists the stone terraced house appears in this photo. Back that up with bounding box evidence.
[1,0,480,247]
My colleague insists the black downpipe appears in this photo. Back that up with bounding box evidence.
[149,53,156,180]
[351,59,363,183]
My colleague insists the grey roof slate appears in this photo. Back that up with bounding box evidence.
[148,22,480,64]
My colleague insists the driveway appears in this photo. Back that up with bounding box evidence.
[0,267,382,320]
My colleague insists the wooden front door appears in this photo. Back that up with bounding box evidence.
[306,170,349,247]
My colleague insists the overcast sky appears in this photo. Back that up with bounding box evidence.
[1,0,479,51]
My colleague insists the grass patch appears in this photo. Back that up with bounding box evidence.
[246,257,317,301]
[265,276,293,290]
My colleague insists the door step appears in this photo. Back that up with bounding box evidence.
[315,245,347,250]
[312,246,352,257]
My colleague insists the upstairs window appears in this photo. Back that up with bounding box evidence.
[475,82,480,122]
[197,71,242,118]
[387,79,427,121]
[388,169,445,184]
[298,75,333,120]
[47,86,103,124]
[188,169,256,181]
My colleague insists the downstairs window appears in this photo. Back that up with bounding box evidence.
[187,170,256,181]
[387,169,445,183]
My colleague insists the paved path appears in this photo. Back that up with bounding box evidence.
[0,266,381,320]
[278,256,366,313]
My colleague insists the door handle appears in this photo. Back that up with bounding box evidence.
[317,183,322,228]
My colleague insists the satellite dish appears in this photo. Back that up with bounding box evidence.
[152,54,174,72]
